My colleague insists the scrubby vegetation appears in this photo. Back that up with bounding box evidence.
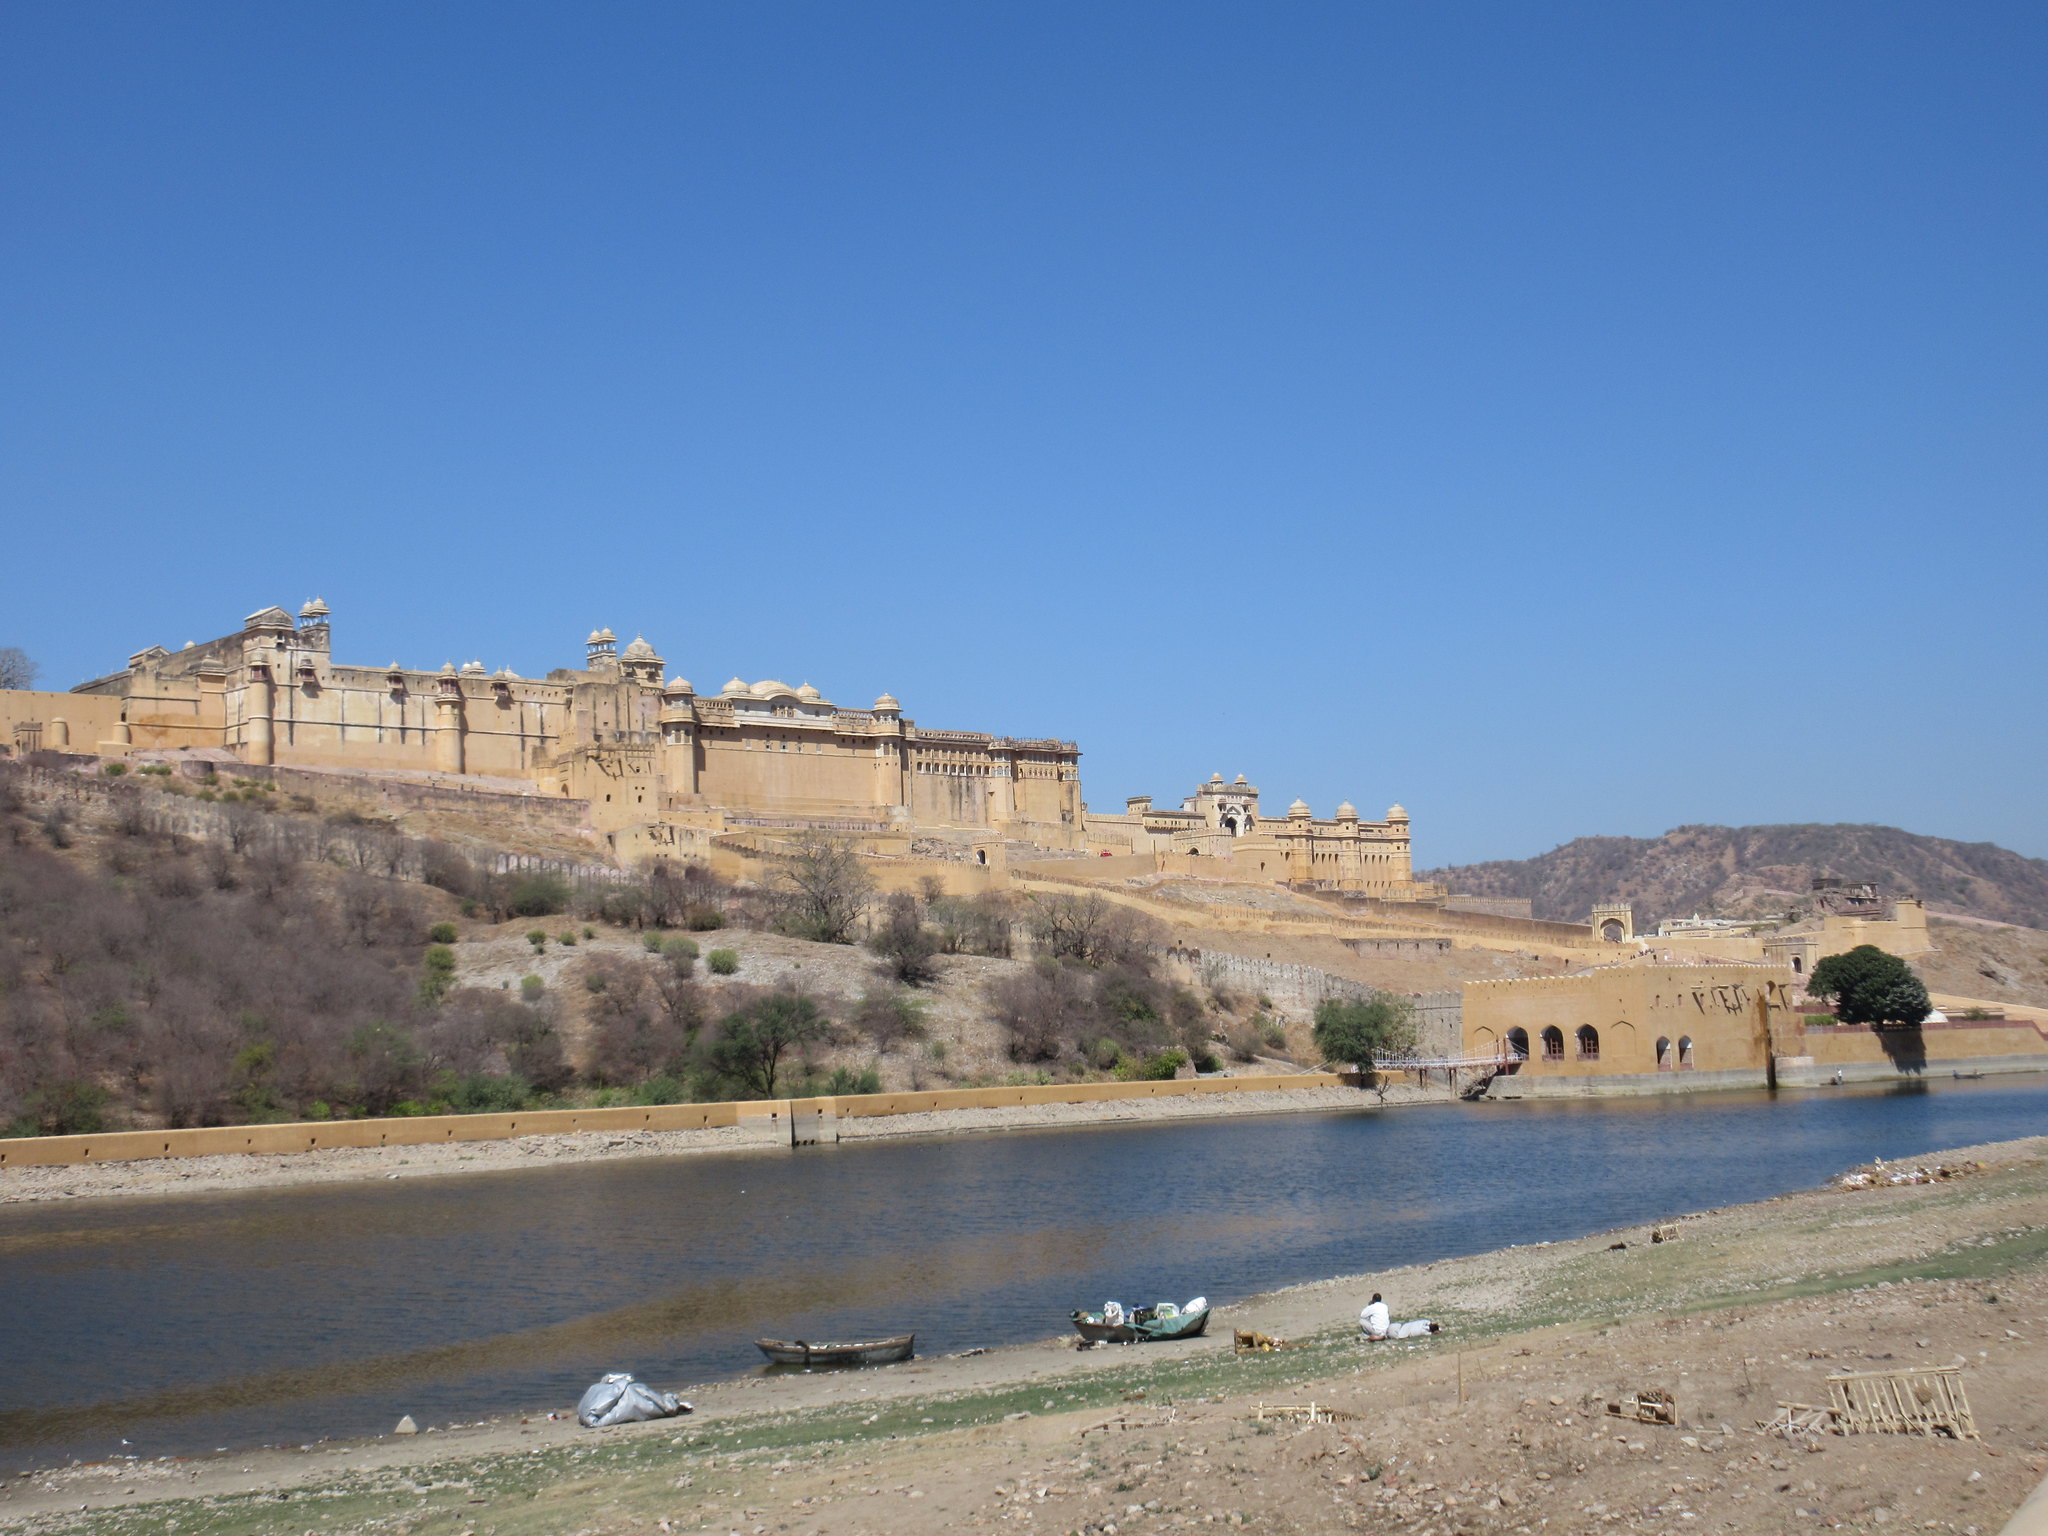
[0,762,868,1132]
[983,892,1215,1077]
[0,762,1304,1134]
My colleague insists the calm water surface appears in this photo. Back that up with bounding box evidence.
[2,1076,2044,1464]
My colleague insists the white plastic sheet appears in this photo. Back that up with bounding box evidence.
[576,1372,693,1428]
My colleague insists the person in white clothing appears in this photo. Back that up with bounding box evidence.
[1359,1293,1391,1339]
[1361,1291,1440,1340]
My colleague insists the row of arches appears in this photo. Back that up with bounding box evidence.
[1502,1026,1694,1068]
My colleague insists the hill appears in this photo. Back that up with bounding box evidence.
[1420,823,2048,930]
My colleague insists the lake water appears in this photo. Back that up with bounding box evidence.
[3,1075,2044,1466]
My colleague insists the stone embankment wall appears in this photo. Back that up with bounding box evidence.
[0,1073,1351,1168]
[1160,946,1462,1054]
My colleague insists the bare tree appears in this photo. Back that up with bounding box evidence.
[0,647,38,691]
[1023,891,1163,968]
[767,832,873,944]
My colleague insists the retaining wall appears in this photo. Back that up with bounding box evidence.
[0,1073,1347,1168]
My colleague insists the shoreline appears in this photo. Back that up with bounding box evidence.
[0,1084,1429,1207]
[2,1132,2043,1533]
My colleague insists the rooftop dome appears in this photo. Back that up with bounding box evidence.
[873,692,901,712]
[1234,773,1248,785]
[1336,800,1358,819]
[440,661,457,675]
[460,659,487,675]
[586,630,606,645]
[1210,772,1225,783]
[1386,803,1409,820]
[795,683,822,702]
[1288,797,1311,816]
[595,627,617,643]
[722,677,748,697]
[750,679,794,698]
[622,635,658,659]
[299,597,330,619]
[665,676,693,694]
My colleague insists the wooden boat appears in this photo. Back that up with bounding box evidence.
[754,1334,915,1368]
[1071,1305,1211,1344]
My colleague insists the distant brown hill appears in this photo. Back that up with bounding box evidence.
[1420,824,2048,931]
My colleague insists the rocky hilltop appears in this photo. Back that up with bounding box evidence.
[1422,822,2048,930]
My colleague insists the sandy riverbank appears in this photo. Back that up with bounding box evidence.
[3,1134,2045,1536]
[0,1084,1424,1207]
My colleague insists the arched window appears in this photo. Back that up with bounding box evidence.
[1790,954,1804,975]
[1540,1027,1565,1063]
[1656,1036,1672,1070]
[1576,1025,1600,1061]
[1678,1035,1694,1069]
[1507,1027,1530,1061]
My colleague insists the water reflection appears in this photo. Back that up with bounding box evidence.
[1,1074,2042,1464]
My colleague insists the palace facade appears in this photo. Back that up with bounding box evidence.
[1084,772,1420,896]
[0,600,1084,847]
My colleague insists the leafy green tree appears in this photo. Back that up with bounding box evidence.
[706,991,832,1098]
[1805,945,1931,1027]
[1311,995,1417,1069]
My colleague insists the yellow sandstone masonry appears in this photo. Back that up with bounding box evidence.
[0,1074,1345,1167]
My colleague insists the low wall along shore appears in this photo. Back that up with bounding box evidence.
[0,1072,1348,1169]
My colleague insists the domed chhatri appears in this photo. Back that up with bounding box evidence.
[795,683,822,702]
[622,635,658,660]
[1103,773,1415,897]
[721,677,749,697]
[664,676,693,695]
[873,692,901,713]
[299,597,330,621]
[1386,803,1409,820]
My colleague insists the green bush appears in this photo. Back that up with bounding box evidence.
[1255,1013,1288,1050]
[631,1074,689,1106]
[419,944,458,1004]
[642,932,666,953]
[519,973,545,1002]
[663,936,700,961]
[527,929,548,952]
[441,1073,531,1114]
[582,926,595,940]
[706,948,739,975]
[557,931,577,947]
[102,762,127,776]
[801,1066,881,1097]
[508,873,571,917]
[685,904,726,931]
[427,921,459,945]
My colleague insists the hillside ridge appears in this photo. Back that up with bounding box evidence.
[1420,822,2048,930]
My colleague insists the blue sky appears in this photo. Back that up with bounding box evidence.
[3,3,2044,867]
